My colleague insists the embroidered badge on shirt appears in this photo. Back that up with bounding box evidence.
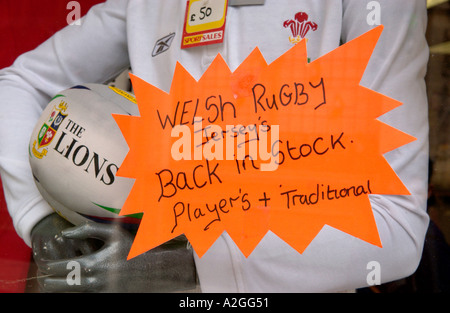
[283,12,318,44]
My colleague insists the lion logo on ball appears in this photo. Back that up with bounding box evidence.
[31,99,68,159]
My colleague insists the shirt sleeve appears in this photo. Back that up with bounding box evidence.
[0,0,130,246]
[341,0,430,282]
[194,0,430,292]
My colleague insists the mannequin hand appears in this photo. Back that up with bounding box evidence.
[31,213,101,261]
[31,213,197,292]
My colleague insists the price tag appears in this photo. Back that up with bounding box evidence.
[181,0,228,49]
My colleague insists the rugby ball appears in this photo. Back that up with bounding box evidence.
[29,84,140,229]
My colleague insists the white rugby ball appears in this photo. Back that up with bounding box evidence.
[29,84,140,229]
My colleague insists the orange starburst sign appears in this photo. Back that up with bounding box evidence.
[113,26,415,259]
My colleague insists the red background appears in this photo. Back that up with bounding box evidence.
[0,0,105,292]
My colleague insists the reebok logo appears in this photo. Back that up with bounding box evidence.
[152,33,176,57]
